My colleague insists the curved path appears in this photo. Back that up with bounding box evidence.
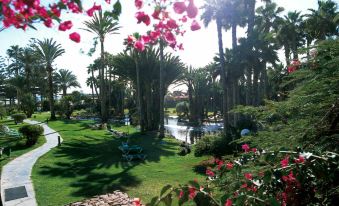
[1,120,63,206]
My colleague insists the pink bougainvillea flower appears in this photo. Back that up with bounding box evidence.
[133,198,141,206]
[244,173,253,180]
[87,3,101,17]
[294,155,305,164]
[67,2,81,13]
[135,11,151,26]
[282,171,296,183]
[167,19,178,29]
[105,0,111,4]
[178,190,184,199]
[217,160,224,170]
[44,18,53,28]
[206,169,215,177]
[135,0,143,10]
[188,187,196,199]
[150,30,161,41]
[181,15,188,23]
[164,31,176,44]
[50,4,61,17]
[287,66,296,73]
[127,35,136,45]
[226,162,233,170]
[69,32,81,43]
[225,199,233,206]
[186,1,198,18]
[178,43,184,50]
[134,40,145,52]
[240,183,248,188]
[281,156,289,168]
[252,148,257,153]
[190,20,201,31]
[141,35,151,44]
[242,144,250,152]
[58,20,73,31]
[173,2,186,14]
[152,9,161,20]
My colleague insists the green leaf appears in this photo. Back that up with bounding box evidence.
[188,180,200,189]
[220,194,231,205]
[162,194,173,206]
[268,197,281,206]
[263,170,272,184]
[160,184,172,197]
[112,0,121,20]
[146,197,158,206]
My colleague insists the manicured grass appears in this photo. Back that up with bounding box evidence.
[165,107,177,116]
[31,113,207,206]
[0,118,46,173]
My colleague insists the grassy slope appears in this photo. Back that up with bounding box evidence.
[0,118,45,173]
[31,113,207,206]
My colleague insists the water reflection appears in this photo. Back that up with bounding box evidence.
[164,116,222,144]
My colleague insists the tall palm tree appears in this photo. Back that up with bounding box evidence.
[34,38,65,120]
[54,69,81,96]
[201,0,229,136]
[83,11,120,123]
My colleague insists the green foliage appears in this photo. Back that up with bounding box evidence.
[194,135,229,157]
[11,113,27,124]
[175,101,189,118]
[19,124,44,146]
[20,93,35,118]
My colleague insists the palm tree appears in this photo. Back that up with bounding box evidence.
[201,0,229,135]
[34,38,65,120]
[54,69,80,96]
[83,11,120,123]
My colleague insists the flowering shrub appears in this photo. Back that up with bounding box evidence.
[140,144,338,206]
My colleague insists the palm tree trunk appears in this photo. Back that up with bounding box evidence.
[135,56,145,132]
[232,22,237,49]
[159,40,165,138]
[108,70,112,119]
[62,87,67,96]
[216,17,229,136]
[47,66,56,120]
[100,39,107,123]
[284,45,291,66]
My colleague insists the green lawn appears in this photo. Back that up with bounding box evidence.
[31,113,207,206]
[0,118,46,173]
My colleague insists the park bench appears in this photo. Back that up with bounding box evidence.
[118,142,143,154]
[122,154,147,162]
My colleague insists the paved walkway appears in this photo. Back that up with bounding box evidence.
[1,120,62,206]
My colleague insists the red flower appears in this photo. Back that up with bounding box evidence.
[190,20,201,31]
[188,187,196,199]
[241,144,250,152]
[178,190,184,199]
[226,162,233,170]
[282,171,296,183]
[134,40,145,52]
[133,198,141,206]
[135,0,143,10]
[181,16,187,23]
[240,183,248,188]
[44,18,53,28]
[127,35,136,45]
[225,199,233,206]
[206,169,215,177]
[178,43,184,50]
[58,20,73,31]
[152,9,161,20]
[281,156,289,168]
[252,148,257,153]
[244,173,253,180]
[173,2,186,14]
[167,19,178,29]
[287,66,296,73]
[105,0,111,4]
[50,4,61,17]
[141,35,151,44]
[294,155,305,164]
[67,2,81,13]
[186,1,198,18]
[87,3,101,17]
[135,11,151,26]
[69,32,81,43]
[164,31,176,44]
[217,160,224,170]
[150,31,160,41]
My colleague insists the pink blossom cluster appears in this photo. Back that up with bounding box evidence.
[127,0,201,52]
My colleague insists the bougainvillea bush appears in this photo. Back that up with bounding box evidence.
[140,144,338,206]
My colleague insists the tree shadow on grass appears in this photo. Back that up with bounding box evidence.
[34,121,180,199]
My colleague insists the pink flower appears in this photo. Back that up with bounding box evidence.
[150,30,160,41]
[50,4,61,17]
[67,2,81,13]
[164,31,176,44]
[241,144,250,153]
[173,2,186,14]
[105,0,111,4]
[217,160,224,170]
[135,0,143,10]
[178,43,184,50]
[225,199,233,206]
[69,32,81,43]
[190,20,201,31]
[152,9,161,20]
[244,173,253,180]
[133,198,141,206]
[240,183,248,188]
[127,35,136,45]
[178,190,184,199]
[294,155,305,164]
[181,15,187,23]
[167,19,178,29]
[141,35,151,44]
[252,148,257,153]
[226,162,233,170]
[206,169,215,177]
[188,187,196,199]
[186,1,198,18]
[44,18,53,28]
[135,11,151,26]
[281,156,289,168]
[58,20,73,31]
[134,40,145,51]
[287,66,296,73]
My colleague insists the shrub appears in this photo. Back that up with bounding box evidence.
[19,125,44,146]
[21,93,35,118]
[176,101,189,118]
[11,113,27,124]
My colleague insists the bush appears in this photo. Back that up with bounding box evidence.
[11,113,27,124]
[176,101,189,118]
[19,125,44,146]
[194,135,229,157]
[21,93,35,118]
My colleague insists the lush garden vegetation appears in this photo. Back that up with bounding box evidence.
[0,0,338,205]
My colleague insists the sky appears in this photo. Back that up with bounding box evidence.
[0,0,323,94]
